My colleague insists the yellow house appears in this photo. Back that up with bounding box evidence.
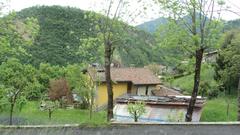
[87,67,161,109]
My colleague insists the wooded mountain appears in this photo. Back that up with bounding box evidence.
[137,17,240,33]
[136,17,168,33]
[16,6,159,67]
[224,19,240,31]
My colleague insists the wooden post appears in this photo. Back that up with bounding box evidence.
[237,73,240,121]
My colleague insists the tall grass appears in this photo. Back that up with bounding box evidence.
[201,96,237,121]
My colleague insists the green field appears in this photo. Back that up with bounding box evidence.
[169,64,238,122]
[171,64,218,94]
[0,97,238,124]
[0,101,107,125]
[201,96,238,121]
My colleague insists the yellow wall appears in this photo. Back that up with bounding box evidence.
[95,82,127,107]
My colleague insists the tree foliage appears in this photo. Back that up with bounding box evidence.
[0,13,39,64]
[0,58,40,125]
[49,78,73,106]
[153,0,225,121]
[215,29,240,92]
[127,101,146,122]
[16,5,155,67]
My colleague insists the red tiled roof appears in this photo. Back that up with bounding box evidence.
[88,68,161,85]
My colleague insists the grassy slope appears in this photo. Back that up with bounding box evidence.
[171,64,218,94]
[201,96,237,121]
[0,102,107,125]
[169,64,238,121]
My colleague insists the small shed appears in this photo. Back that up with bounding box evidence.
[113,95,205,122]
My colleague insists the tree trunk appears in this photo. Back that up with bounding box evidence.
[185,48,204,122]
[237,75,240,121]
[89,90,94,120]
[105,41,113,121]
[48,109,52,120]
[134,111,138,122]
[9,103,14,125]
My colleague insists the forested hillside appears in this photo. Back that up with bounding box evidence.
[137,17,240,33]
[136,17,168,33]
[16,6,158,67]
[224,19,240,31]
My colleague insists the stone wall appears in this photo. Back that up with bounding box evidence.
[0,122,240,135]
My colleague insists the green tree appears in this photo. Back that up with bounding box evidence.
[215,30,240,93]
[93,0,147,121]
[37,63,65,95]
[154,0,225,121]
[17,6,153,67]
[40,100,59,120]
[77,37,104,64]
[0,13,39,64]
[154,21,191,67]
[0,58,40,125]
[92,0,126,121]
[65,64,96,119]
[127,101,146,122]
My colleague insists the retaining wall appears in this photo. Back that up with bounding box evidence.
[0,122,240,135]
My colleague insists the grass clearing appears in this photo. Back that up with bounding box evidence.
[0,98,239,124]
[171,64,218,94]
[200,96,237,121]
[168,64,238,122]
[0,101,107,125]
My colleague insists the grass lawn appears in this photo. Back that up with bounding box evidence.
[171,64,218,94]
[0,101,107,125]
[200,96,238,122]
[167,64,239,122]
[0,97,238,124]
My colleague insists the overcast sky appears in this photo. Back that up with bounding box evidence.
[6,0,240,26]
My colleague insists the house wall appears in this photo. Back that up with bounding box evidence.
[96,82,128,107]
[95,82,158,108]
[114,104,203,122]
[132,85,157,96]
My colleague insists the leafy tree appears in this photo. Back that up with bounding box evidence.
[49,78,73,107]
[215,30,240,93]
[0,58,39,125]
[40,100,59,120]
[65,64,90,107]
[0,13,39,64]
[65,64,96,118]
[154,21,191,67]
[77,37,104,64]
[127,101,146,122]
[37,63,65,95]
[92,0,136,121]
[154,0,225,121]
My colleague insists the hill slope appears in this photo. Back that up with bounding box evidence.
[136,17,168,33]
[17,6,157,67]
[137,16,240,33]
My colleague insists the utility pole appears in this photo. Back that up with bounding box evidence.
[238,73,240,121]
